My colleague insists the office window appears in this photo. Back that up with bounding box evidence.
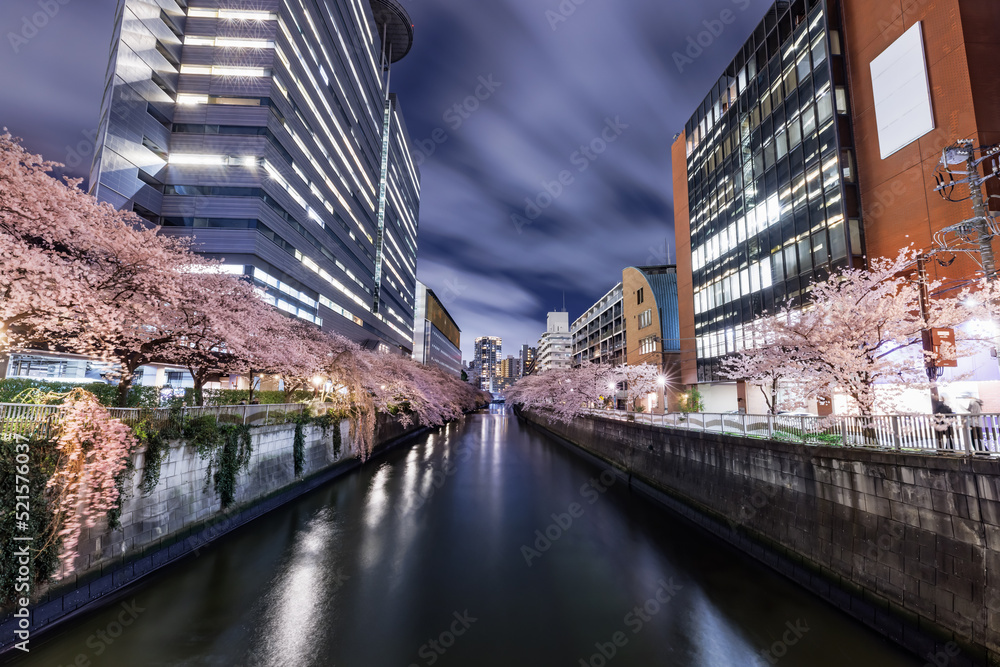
[638,309,653,329]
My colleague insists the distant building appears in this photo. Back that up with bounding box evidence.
[474,336,502,390]
[520,345,537,376]
[412,282,462,376]
[500,355,521,381]
[536,311,572,373]
[571,285,624,367]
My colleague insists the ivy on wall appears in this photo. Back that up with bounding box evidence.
[293,421,306,478]
[0,437,61,605]
[186,416,254,509]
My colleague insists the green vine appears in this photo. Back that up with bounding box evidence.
[310,410,344,459]
[106,453,136,530]
[0,437,61,603]
[134,419,169,496]
[188,416,253,509]
[293,421,305,478]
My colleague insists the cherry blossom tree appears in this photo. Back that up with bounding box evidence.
[164,270,276,405]
[0,132,209,404]
[720,318,809,414]
[722,249,972,416]
[606,363,662,411]
[507,363,662,422]
[39,389,136,573]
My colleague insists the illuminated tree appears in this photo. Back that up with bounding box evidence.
[41,389,136,573]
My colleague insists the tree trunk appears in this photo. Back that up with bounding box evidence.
[189,366,207,407]
[116,366,136,408]
[247,372,257,404]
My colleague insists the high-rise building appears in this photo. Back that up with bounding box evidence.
[495,355,520,392]
[536,311,573,373]
[672,0,860,404]
[571,285,624,367]
[499,355,520,378]
[412,281,462,376]
[474,336,502,391]
[89,0,420,354]
[520,345,537,376]
[672,0,1000,410]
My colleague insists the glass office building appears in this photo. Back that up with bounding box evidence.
[676,0,863,382]
[89,0,420,353]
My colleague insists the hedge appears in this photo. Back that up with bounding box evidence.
[0,379,160,407]
[185,388,313,406]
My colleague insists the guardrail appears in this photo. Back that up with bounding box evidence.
[0,402,307,441]
[586,409,1000,457]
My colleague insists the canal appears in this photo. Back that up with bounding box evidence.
[13,408,921,666]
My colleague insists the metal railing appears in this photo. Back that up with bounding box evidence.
[586,408,1000,457]
[1,402,307,440]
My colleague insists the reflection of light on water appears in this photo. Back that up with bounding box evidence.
[364,463,392,528]
[254,510,337,667]
[357,464,393,568]
[685,589,763,666]
[400,446,420,511]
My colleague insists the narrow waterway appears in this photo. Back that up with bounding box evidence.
[14,408,921,666]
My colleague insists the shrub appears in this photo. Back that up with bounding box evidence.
[0,379,160,407]
[185,388,313,406]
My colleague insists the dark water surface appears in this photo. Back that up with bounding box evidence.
[13,408,921,666]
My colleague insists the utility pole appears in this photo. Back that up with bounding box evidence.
[934,140,1000,369]
[963,141,997,281]
[916,253,940,401]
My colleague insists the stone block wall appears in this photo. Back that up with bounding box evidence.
[525,411,1000,666]
[66,419,353,582]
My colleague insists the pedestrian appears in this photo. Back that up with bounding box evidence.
[968,397,985,452]
[932,399,955,450]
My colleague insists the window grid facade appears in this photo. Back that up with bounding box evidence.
[683,0,863,382]
[90,0,420,353]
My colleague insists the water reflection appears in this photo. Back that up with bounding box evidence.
[12,412,921,667]
[250,509,338,667]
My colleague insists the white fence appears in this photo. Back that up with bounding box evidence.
[588,409,1000,456]
[0,403,306,440]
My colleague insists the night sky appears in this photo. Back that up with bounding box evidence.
[0,0,773,361]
